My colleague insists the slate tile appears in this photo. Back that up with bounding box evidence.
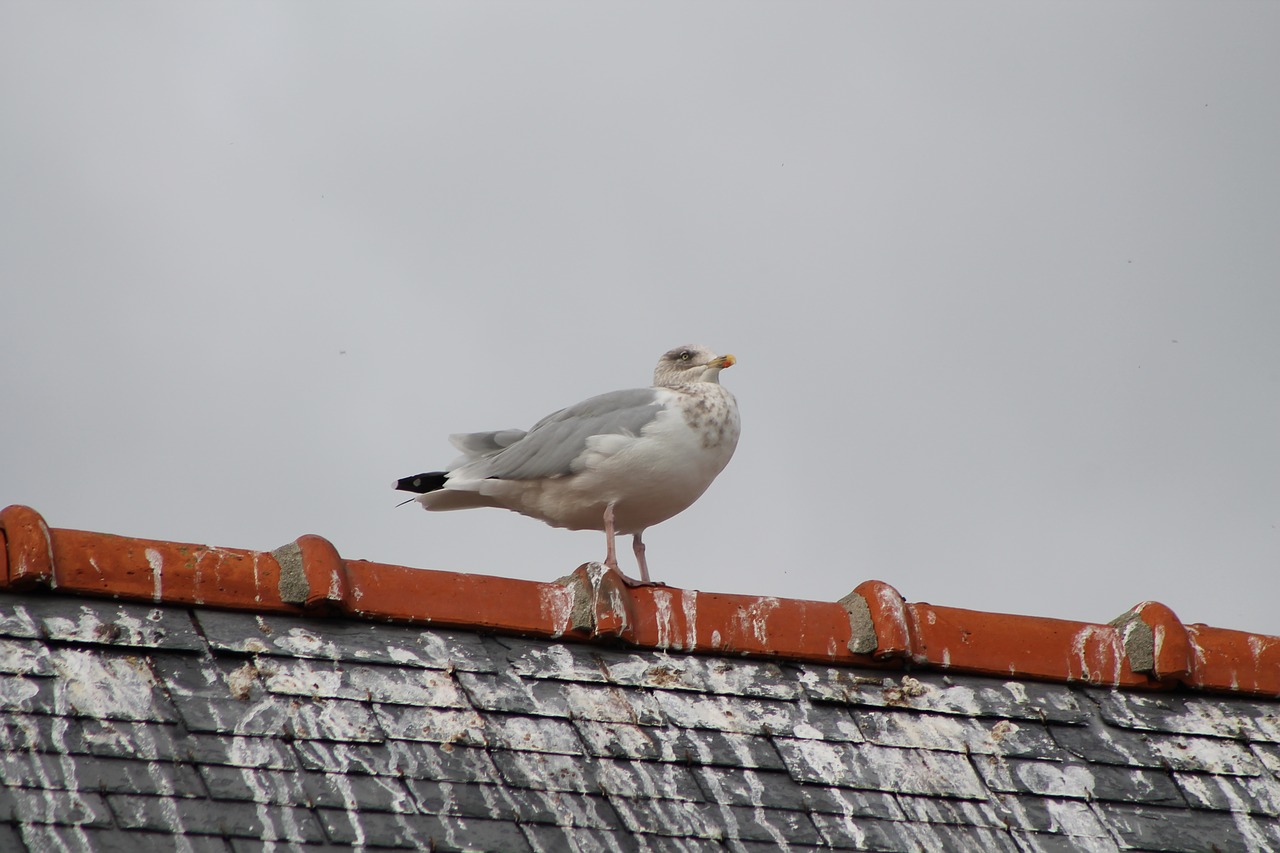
[0,637,55,676]
[714,803,823,844]
[603,654,713,692]
[0,751,203,797]
[257,657,468,708]
[1050,719,1162,767]
[372,704,486,746]
[293,739,500,783]
[0,713,182,762]
[909,824,1022,852]
[285,696,382,742]
[20,826,234,853]
[496,635,611,682]
[790,701,864,742]
[0,597,43,638]
[857,709,1061,759]
[800,785,904,820]
[521,823,644,853]
[1174,770,1280,816]
[973,755,1185,806]
[29,598,205,651]
[317,808,533,851]
[529,826,721,853]
[408,780,620,829]
[546,679,666,725]
[484,712,584,754]
[606,653,801,699]
[183,733,300,771]
[49,648,176,722]
[798,667,1089,724]
[151,653,262,700]
[652,689,804,735]
[573,720,790,768]
[775,737,988,799]
[1252,742,1280,777]
[493,752,705,802]
[693,766,807,810]
[895,794,1008,829]
[303,771,419,813]
[727,843,829,853]
[0,786,113,827]
[0,673,57,713]
[1096,802,1280,852]
[595,759,707,802]
[197,610,498,671]
[606,794,720,837]
[1009,831,1119,853]
[197,764,310,806]
[108,793,326,842]
[457,669,567,715]
[676,656,801,701]
[1090,689,1246,739]
[810,812,920,851]
[1148,734,1262,775]
[174,689,380,742]
[986,794,1111,837]
[574,720,680,761]
[491,750,598,794]
[673,728,787,770]
[169,692,293,737]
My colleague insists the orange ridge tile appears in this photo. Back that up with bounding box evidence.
[1,504,1276,697]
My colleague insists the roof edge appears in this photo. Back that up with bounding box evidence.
[2,504,1276,697]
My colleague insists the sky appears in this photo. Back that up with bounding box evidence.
[3,3,1278,636]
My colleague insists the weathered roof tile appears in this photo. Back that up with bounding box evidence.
[4,508,1280,851]
[651,689,810,735]
[0,751,203,798]
[691,766,808,810]
[317,808,534,851]
[775,737,988,798]
[799,785,904,821]
[301,771,420,814]
[1096,801,1280,852]
[256,657,469,708]
[0,637,55,676]
[974,754,1187,806]
[408,779,620,830]
[856,708,1062,759]
[0,786,113,827]
[27,598,205,652]
[110,794,327,842]
[184,733,300,771]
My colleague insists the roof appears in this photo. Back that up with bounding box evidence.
[2,503,1280,852]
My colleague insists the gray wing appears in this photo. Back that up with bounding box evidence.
[460,388,664,481]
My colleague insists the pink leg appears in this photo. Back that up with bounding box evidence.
[602,502,620,570]
[632,532,650,584]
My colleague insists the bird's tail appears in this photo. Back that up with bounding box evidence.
[394,472,448,494]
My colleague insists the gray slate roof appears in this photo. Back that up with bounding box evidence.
[2,590,1280,852]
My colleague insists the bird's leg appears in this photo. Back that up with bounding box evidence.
[602,502,620,571]
[632,532,650,584]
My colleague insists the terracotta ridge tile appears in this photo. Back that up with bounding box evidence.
[2,504,1277,698]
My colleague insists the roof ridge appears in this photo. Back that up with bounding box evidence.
[3,504,1277,697]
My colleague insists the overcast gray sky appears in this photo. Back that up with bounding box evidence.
[3,3,1278,635]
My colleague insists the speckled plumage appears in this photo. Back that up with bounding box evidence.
[395,345,740,583]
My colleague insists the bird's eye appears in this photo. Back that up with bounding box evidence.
[679,351,692,362]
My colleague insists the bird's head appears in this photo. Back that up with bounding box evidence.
[653,345,736,387]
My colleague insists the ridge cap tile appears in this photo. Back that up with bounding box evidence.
[8,506,1280,699]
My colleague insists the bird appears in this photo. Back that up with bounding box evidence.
[395,345,740,584]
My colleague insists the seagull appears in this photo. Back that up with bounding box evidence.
[395,345,740,584]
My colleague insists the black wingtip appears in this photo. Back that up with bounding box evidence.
[394,472,448,494]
